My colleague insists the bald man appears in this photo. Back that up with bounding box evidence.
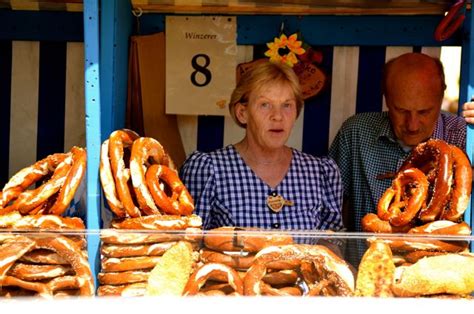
[328,52,468,233]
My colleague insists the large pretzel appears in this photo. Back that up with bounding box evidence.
[440,145,472,221]
[398,139,453,222]
[145,164,194,216]
[0,153,68,209]
[243,244,354,296]
[48,146,87,215]
[130,137,174,215]
[109,129,141,217]
[100,139,126,217]
[377,168,429,227]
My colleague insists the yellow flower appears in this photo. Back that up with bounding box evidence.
[264,33,306,67]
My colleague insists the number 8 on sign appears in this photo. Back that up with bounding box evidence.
[191,54,212,87]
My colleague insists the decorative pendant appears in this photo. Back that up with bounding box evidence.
[266,192,294,213]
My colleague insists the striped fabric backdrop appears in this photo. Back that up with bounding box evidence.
[0,40,85,187]
[0,41,440,187]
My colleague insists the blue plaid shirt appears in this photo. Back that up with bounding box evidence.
[328,111,466,232]
[180,145,343,231]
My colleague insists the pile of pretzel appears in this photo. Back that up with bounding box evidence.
[99,227,356,297]
[356,238,474,298]
[0,146,86,216]
[98,129,203,295]
[0,146,93,298]
[0,233,94,297]
[361,139,472,260]
[99,129,193,218]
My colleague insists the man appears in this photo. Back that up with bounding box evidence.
[328,52,470,233]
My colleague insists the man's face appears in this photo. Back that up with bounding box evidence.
[385,66,443,147]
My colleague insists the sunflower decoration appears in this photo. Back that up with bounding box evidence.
[264,33,305,67]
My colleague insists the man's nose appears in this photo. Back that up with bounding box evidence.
[406,113,420,131]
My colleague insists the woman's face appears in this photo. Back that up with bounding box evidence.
[236,82,298,151]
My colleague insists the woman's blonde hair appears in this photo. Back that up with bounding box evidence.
[229,60,304,128]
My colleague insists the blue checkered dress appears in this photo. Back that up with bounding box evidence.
[328,111,466,233]
[180,145,343,231]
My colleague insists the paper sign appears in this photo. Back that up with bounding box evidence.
[166,16,237,115]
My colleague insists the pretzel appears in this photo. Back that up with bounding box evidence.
[262,269,299,286]
[182,262,244,296]
[200,249,255,270]
[398,139,453,222]
[145,164,194,216]
[0,236,36,275]
[101,241,179,258]
[48,146,87,215]
[407,220,471,235]
[440,145,472,221]
[130,137,173,215]
[97,283,147,297]
[0,153,68,209]
[19,249,69,265]
[111,214,202,230]
[244,244,354,296]
[380,236,468,253]
[203,227,293,253]
[0,211,85,230]
[4,154,73,215]
[377,168,429,227]
[361,213,414,233]
[98,270,150,285]
[100,227,202,245]
[101,256,162,272]
[8,263,72,281]
[109,129,141,217]
[100,139,126,217]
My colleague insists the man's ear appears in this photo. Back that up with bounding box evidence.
[235,102,248,125]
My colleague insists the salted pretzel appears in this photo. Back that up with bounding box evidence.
[1,154,73,215]
[98,270,150,285]
[110,214,202,230]
[48,146,87,215]
[243,244,354,296]
[100,139,126,217]
[101,255,162,272]
[108,129,141,217]
[0,153,68,209]
[183,262,244,296]
[145,164,194,215]
[3,212,85,230]
[407,220,471,235]
[130,137,174,215]
[8,263,72,281]
[398,139,454,222]
[377,168,429,227]
[440,145,472,221]
[100,227,202,245]
[101,241,179,258]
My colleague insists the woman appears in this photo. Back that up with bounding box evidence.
[180,60,343,231]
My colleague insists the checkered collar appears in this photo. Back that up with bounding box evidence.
[377,111,444,144]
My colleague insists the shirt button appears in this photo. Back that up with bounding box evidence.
[271,223,280,229]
